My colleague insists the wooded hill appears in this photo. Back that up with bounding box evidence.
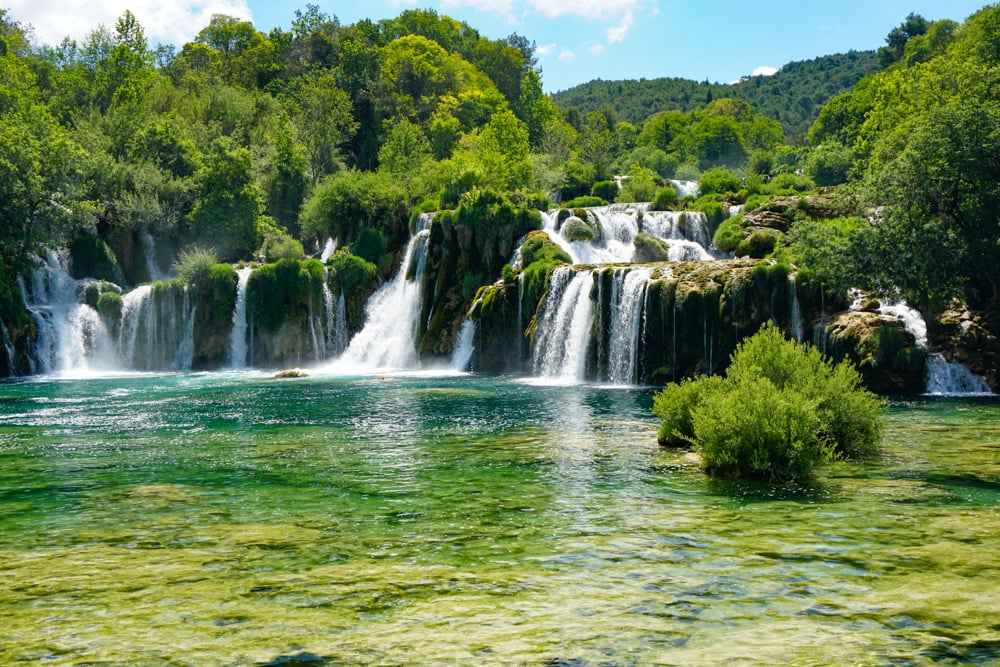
[552,50,881,143]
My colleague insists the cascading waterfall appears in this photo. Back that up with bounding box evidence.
[606,267,653,385]
[449,320,477,371]
[323,282,349,358]
[141,232,169,282]
[228,266,253,369]
[532,267,596,382]
[20,250,116,374]
[877,301,991,395]
[307,290,323,362]
[789,274,804,343]
[338,215,431,370]
[320,238,338,263]
[542,206,715,265]
[117,284,196,371]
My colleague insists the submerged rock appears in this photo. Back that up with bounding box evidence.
[274,369,309,379]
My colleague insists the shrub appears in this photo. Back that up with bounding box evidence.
[353,228,387,265]
[698,167,742,195]
[712,216,745,253]
[562,195,605,208]
[769,172,815,193]
[173,246,218,289]
[69,235,125,285]
[592,180,619,201]
[260,231,305,262]
[650,186,680,211]
[652,322,883,480]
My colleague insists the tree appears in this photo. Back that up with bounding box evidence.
[878,13,930,67]
[581,111,617,181]
[287,71,357,182]
[188,138,266,261]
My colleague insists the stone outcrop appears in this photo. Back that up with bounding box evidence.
[824,310,927,395]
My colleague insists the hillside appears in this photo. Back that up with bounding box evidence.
[552,50,881,143]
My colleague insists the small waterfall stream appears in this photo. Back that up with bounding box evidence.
[789,274,804,343]
[20,250,116,374]
[228,266,253,369]
[117,284,196,371]
[449,320,477,371]
[338,215,432,370]
[531,267,596,382]
[606,267,652,385]
[879,301,991,395]
[141,232,169,282]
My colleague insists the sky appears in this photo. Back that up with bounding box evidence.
[3,0,991,92]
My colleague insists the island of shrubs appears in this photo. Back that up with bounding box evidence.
[653,323,883,481]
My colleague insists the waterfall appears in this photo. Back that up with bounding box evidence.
[670,180,699,198]
[788,274,804,343]
[307,290,323,362]
[542,206,714,265]
[117,284,196,371]
[20,250,116,374]
[320,238,338,263]
[449,320,476,371]
[925,355,992,395]
[323,282,348,358]
[228,266,253,368]
[141,232,169,282]
[606,267,652,385]
[878,300,991,395]
[338,216,431,370]
[531,267,596,382]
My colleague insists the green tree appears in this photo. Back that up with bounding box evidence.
[287,71,358,182]
[581,111,617,181]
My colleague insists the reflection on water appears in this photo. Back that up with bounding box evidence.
[0,376,999,665]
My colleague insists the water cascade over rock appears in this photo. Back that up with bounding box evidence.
[228,267,253,369]
[531,267,596,382]
[117,284,196,371]
[338,215,432,370]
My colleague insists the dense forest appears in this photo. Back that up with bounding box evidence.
[552,50,882,143]
[0,3,997,387]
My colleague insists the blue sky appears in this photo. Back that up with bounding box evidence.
[4,0,990,91]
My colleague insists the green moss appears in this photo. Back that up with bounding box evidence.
[736,229,781,258]
[97,291,123,322]
[562,217,595,241]
[650,186,680,211]
[713,216,745,253]
[519,230,572,317]
[562,196,605,208]
[69,235,126,286]
[633,233,671,262]
[246,259,324,333]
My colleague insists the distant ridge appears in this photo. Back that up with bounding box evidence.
[552,50,880,143]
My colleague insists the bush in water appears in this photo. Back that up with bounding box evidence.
[653,322,883,481]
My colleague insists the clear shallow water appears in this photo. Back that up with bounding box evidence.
[0,373,999,666]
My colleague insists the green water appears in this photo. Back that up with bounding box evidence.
[1,372,999,666]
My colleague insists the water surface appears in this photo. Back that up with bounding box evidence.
[1,373,998,665]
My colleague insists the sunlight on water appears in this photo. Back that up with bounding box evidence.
[1,374,999,665]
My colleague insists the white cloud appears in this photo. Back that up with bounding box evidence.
[606,11,633,44]
[588,44,606,55]
[536,42,558,56]
[6,0,253,46]
[753,66,779,77]
[440,0,656,43]
[558,49,576,61]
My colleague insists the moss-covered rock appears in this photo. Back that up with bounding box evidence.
[933,306,1000,391]
[97,291,123,323]
[632,233,671,262]
[824,311,927,395]
[327,250,379,332]
[562,217,594,241]
[245,258,326,366]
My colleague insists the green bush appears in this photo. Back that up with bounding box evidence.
[260,231,305,262]
[712,216,745,253]
[736,228,781,258]
[699,167,742,195]
[173,246,218,290]
[519,230,572,314]
[768,172,815,193]
[652,322,883,480]
[592,180,619,201]
[328,249,378,294]
[650,186,680,211]
[69,235,125,286]
[562,195,605,208]
[353,227,387,265]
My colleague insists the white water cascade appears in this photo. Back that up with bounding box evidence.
[323,283,349,358]
[449,320,477,371]
[320,238,338,263]
[228,266,253,369]
[20,250,116,374]
[117,284,196,371]
[338,215,431,370]
[878,301,991,395]
[788,274,805,343]
[541,206,715,265]
[606,267,653,385]
[532,267,596,382]
[141,232,169,282]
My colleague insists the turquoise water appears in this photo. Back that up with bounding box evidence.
[1,372,999,665]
